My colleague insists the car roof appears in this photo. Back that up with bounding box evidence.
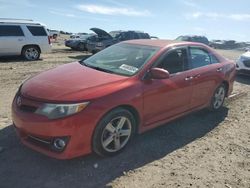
[124,39,207,48]
[0,18,43,26]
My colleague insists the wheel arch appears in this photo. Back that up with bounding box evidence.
[22,44,41,53]
[95,104,141,135]
[91,104,141,156]
[222,80,229,97]
[117,105,141,134]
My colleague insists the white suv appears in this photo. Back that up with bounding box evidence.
[0,18,51,60]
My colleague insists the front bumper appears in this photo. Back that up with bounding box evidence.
[236,60,250,75]
[11,94,99,159]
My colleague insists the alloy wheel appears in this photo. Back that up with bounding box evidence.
[25,48,39,60]
[213,86,225,109]
[101,116,132,152]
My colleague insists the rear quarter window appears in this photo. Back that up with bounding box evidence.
[0,25,24,36]
[27,26,47,36]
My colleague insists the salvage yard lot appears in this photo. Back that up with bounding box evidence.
[0,39,249,188]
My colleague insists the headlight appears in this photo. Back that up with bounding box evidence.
[35,102,89,119]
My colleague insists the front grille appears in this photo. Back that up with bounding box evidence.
[243,60,250,67]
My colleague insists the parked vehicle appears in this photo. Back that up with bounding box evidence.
[236,50,250,75]
[150,36,159,40]
[87,28,150,53]
[176,35,209,45]
[47,29,60,39]
[0,18,51,60]
[209,40,225,49]
[12,40,236,159]
[69,33,88,39]
[65,34,96,51]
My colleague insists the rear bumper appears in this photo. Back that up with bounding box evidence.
[40,44,52,53]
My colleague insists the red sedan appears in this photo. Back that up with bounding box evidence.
[12,40,236,159]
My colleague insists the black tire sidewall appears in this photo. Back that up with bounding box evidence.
[92,108,136,157]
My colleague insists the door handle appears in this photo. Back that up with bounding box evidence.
[185,76,193,81]
[194,74,201,78]
[18,38,23,41]
[217,68,223,72]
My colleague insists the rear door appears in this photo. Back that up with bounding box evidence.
[0,25,25,55]
[187,46,224,108]
[25,25,49,52]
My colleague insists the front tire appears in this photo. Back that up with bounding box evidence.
[210,84,226,111]
[22,46,40,61]
[92,108,136,157]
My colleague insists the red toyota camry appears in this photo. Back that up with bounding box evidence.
[12,40,236,159]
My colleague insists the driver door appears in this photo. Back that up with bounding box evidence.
[142,47,193,126]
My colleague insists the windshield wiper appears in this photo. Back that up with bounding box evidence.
[91,66,115,74]
[81,61,115,74]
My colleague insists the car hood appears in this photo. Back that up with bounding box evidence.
[241,51,250,58]
[90,28,112,38]
[21,62,129,102]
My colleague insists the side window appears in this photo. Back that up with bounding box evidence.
[27,26,47,36]
[0,25,24,36]
[157,48,188,74]
[210,54,220,64]
[189,48,211,69]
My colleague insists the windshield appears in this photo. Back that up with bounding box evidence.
[80,43,159,76]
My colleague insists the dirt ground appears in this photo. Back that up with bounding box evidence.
[0,37,249,188]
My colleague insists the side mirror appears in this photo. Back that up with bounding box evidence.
[149,68,170,79]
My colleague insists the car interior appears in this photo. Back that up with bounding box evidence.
[158,49,188,74]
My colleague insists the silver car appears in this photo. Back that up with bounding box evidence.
[236,50,250,75]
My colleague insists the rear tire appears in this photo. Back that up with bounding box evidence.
[22,46,40,61]
[92,108,136,157]
[209,84,226,111]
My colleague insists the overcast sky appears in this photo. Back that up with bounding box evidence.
[0,0,249,41]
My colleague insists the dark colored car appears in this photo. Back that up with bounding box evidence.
[12,40,236,159]
[65,34,96,51]
[87,28,150,53]
[176,35,209,45]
